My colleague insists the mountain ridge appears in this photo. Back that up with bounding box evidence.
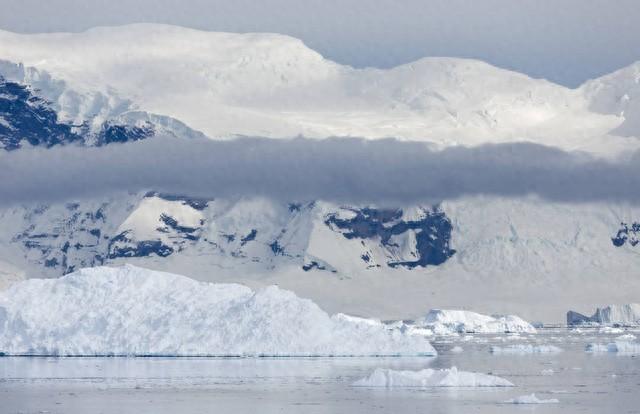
[1,24,638,155]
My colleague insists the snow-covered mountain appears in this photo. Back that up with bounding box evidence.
[1,24,640,322]
[1,23,638,155]
[2,192,639,322]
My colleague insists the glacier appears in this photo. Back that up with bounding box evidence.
[353,366,514,387]
[0,265,437,357]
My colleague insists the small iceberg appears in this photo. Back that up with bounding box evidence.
[586,340,640,355]
[417,309,536,335]
[353,366,514,388]
[505,393,559,404]
[490,344,563,354]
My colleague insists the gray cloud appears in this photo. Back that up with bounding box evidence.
[1,137,639,206]
[0,0,639,87]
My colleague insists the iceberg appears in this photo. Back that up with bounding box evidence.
[353,366,514,388]
[567,304,640,326]
[505,394,559,404]
[418,309,536,335]
[0,265,437,357]
[585,341,640,355]
[490,344,563,354]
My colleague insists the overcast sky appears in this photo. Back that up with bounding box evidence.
[0,0,638,87]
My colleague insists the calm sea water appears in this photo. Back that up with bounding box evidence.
[1,329,639,413]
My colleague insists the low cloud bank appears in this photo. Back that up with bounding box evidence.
[1,136,639,205]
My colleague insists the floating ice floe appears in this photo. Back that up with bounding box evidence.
[0,265,437,357]
[450,346,464,353]
[505,394,559,404]
[567,304,640,326]
[585,341,640,355]
[417,309,536,335]
[616,334,637,341]
[353,366,514,388]
[490,344,563,354]
[599,326,625,334]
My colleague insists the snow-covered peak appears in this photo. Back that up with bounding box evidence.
[581,61,640,137]
[0,24,634,154]
[0,23,340,103]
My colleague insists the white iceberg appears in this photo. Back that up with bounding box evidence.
[353,366,514,388]
[599,326,625,334]
[505,394,559,404]
[418,309,536,335]
[586,341,640,355]
[0,265,437,357]
[616,334,637,341]
[567,304,640,326]
[490,344,563,354]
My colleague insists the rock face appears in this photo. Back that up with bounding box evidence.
[567,304,640,326]
[0,76,82,150]
[612,222,640,247]
[5,194,457,277]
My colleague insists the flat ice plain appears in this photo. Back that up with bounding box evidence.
[1,329,638,414]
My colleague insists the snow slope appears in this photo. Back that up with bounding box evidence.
[0,259,24,290]
[353,366,513,387]
[0,24,636,155]
[0,265,436,356]
[581,62,640,137]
